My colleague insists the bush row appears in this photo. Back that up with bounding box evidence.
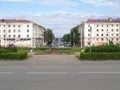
[0,51,28,60]
[80,53,120,60]
[85,45,120,53]
[0,47,17,53]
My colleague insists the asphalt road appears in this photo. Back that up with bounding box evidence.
[0,62,120,90]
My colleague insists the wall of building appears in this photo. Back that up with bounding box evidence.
[0,20,45,47]
[78,19,120,47]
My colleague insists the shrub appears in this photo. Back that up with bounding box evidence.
[0,51,28,60]
[0,47,17,53]
[85,45,120,53]
[80,53,120,60]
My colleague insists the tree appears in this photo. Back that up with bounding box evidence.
[63,34,70,43]
[44,29,55,47]
[70,26,80,47]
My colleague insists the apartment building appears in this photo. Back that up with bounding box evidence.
[78,18,120,47]
[0,19,46,47]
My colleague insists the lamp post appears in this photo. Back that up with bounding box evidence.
[88,25,92,53]
[107,31,109,45]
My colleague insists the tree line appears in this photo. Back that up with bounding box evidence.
[62,26,80,47]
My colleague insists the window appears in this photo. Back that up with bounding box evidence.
[9,35,11,38]
[111,24,113,27]
[18,25,21,28]
[101,34,103,36]
[111,33,114,36]
[116,34,119,36]
[97,29,99,32]
[3,29,5,33]
[101,29,103,31]
[101,38,104,41]
[97,25,99,27]
[27,25,29,27]
[18,35,20,38]
[4,35,6,38]
[13,29,16,33]
[27,35,29,38]
[116,38,118,41]
[27,29,29,32]
[8,25,11,27]
[116,24,118,27]
[102,24,103,27]
[106,34,108,36]
[18,30,20,33]
[111,29,113,32]
[13,35,16,38]
[116,29,119,32]
[88,34,90,36]
[13,25,15,28]
[107,25,109,27]
[96,34,99,36]
[8,29,11,33]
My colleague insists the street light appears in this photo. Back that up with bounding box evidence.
[107,31,109,45]
[88,25,92,53]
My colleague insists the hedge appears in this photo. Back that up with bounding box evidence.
[0,51,28,60]
[80,53,120,60]
[0,47,17,53]
[85,45,120,53]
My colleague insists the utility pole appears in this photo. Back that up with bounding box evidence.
[73,31,75,47]
[88,25,92,53]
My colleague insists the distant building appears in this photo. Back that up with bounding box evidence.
[0,19,46,47]
[78,18,120,47]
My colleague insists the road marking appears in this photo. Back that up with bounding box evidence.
[79,66,112,68]
[26,72,67,75]
[79,72,120,74]
[0,66,26,69]
[36,66,68,69]
[0,72,12,75]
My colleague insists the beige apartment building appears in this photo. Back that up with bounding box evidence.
[78,18,120,47]
[0,19,46,47]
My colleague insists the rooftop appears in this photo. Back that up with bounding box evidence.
[86,18,120,23]
[0,19,31,23]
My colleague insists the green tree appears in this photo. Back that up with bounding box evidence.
[63,33,70,43]
[70,26,80,47]
[44,29,55,47]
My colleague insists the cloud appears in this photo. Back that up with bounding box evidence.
[28,11,97,37]
[1,10,117,37]
[0,0,80,6]
[80,0,120,8]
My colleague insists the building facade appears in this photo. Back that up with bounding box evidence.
[79,18,120,47]
[0,19,46,47]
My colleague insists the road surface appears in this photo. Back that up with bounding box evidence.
[0,62,120,90]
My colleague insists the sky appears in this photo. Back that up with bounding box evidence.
[0,0,120,37]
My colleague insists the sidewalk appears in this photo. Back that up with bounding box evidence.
[27,52,79,62]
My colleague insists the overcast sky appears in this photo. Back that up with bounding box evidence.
[0,0,120,37]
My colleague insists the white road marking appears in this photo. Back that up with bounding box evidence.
[36,66,68,69]
[26,72,67,75]
[79,66,112,68]
[0,66,26,69]
[79,72,120,74]
[0,72,12,75]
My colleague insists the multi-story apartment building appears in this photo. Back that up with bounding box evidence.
[78,18,120,47]
[0,19,46,47]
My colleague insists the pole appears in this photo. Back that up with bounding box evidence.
[88,25,92,53]
[73,31,75,47]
